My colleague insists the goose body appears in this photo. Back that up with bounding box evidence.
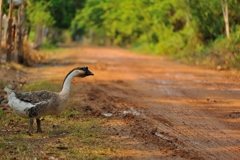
[4,66,94,133]
[5,89,62,118]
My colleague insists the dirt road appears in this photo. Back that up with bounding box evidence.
[33,46,240,159]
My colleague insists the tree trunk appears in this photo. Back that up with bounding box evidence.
[220,0,230,38]
[0,0,3,54]
[2,14,8,42]
[6,0,13,62]
[16,0,26,64]
[16,8,23,63]
[21,0,26,39]
[34,24,43,50]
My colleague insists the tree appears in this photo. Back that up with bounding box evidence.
[220,0,229,38]
[6,0,13,62]
[26,0,55,48]
[48,0,86,29]
[0,0,3,54]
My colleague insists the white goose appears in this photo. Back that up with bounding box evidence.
[4,66,94,133]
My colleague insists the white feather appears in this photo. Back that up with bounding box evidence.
[7,91,34,118]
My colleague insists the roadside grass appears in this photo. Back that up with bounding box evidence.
[0,81,118,159]
[0,79,8,89]
[7,62,27,73]
[21,80,61,92]
[39,43,75,57]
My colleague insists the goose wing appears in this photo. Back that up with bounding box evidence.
[14,90,54,104]
[13,90,56,118]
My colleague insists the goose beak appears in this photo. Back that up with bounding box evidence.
[85,69,94,76]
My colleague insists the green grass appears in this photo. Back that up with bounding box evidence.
[0,81,118,159]
[21,80,61,92]
[0,79,8,88]
[8,62,27,73]
[0,109,5,117]
[39,46,66,56]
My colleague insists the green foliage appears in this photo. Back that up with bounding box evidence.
[26,0,55,27]
[48,0,86,29]
[26,0,85,29]
[189,0,223,41]
[71,0,195,51]
[203,27,240,69]
[24,0,86,46]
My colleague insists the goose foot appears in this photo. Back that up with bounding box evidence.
[36,119,43,133]
[28,119,34,133]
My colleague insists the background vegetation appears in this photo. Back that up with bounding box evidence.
[3,0,240,69]
[70,0,240,69]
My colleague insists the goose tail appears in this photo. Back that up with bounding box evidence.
[4,87,13,95]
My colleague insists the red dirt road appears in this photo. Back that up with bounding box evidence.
[37,46,240,159]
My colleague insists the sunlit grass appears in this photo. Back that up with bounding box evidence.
[40,47,66,56]
[0,79,8,90]
[8,62,27,73]
[21,80,61,92]
[0,81,118,159]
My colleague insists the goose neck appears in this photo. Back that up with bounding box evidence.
[60,71,76,94]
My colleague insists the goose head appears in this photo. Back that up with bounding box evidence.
[65,66,94,79]
[74,66,94,77]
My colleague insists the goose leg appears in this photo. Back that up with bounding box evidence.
[28,119,34,133]
[36,119,43,133]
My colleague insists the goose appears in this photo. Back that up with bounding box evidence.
[4,66,94,133]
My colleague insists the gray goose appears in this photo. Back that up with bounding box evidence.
[4,66,94,133]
